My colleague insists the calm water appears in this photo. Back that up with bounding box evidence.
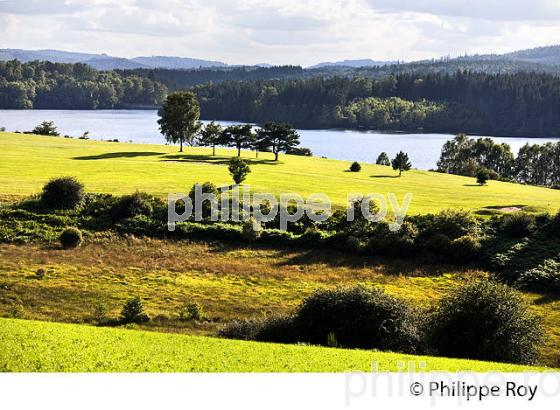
[1,109,559,170]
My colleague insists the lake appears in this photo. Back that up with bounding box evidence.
[1,109,559,170]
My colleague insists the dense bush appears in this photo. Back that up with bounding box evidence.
[188,182,219,220]
[219,315,297,343]
[111,191,155,220]
[41,177,84,210]
[294,286,421,352]
[426,280,543,364]
[415,209,479,240]
[242,217,262,241]
[120,297,150,324]
[499,212,537,238]
[448,235,481,263]
[179,302,206,321]
[517,259,560,292]
[31,120,59,136]
[59,227,83,249]
[349,162,361,172]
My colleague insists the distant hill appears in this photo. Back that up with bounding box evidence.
[131,56,226,69]
[504,45,560,65]
[0,49,227,70]
[309,59,396,68]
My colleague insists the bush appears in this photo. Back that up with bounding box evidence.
[416,209,479,240]
[228,158,251,185]
[448,235,481,263]
[349,161,361,172]
[426,280,543,364]
[111,192,154,220]
[294,286,421,353]
[499,212,537,238]
[286,147,312,157]
[179,302,206,321]
[517,259,560,292]
[120,297,150,324]
[41,177,84,210]
[188,182,219,220]
[476,168,491,185]
[59,227,83,249]
[242,217,262,241]
[219,315,297,343]
[32,120,59,136]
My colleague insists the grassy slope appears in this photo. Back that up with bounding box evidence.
[0,318,545,372]
[1,240,559,367]
[1,132,559,214]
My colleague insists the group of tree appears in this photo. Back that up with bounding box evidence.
[0,60,167,109]
[158,91,303,160]
[350,151,412,176]
[438,134,560,187]
[191,71,560,136]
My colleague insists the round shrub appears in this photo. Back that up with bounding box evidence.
[189,182,219,220]
[179,302,206,321]
[41,177,84,210]
[418,209,479,240]
[59,227,83,249]
[111,191,153,220]
[500,212,536,238]
[120,297,149,324]
[349,161,361,172]
[426,280,543,364]
[448,235,481,263]
[218,315,297,344]
[294,286,421,353]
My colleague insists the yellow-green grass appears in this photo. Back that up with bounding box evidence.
[1,132,559,214]
[1,240,559,368]
[0,318,547,372]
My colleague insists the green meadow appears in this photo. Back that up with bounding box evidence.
[0,318,546,372]
[1,132,559,214]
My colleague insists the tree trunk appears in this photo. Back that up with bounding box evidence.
[256,150,259,158]
[238,147,241,157]
[180,139,183,153]
[212,145,216,156]
[274,151,279,161]
[399,169,402,177]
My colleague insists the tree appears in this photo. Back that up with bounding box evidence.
[256,123,300,161]
[476,168,490,186]
[376,152,391,166]
[220,124,255,157]
[392,151,411,176]
[349,161,361,172]
[228,157,251,185]
[198,122,223,156]
[157,91,201,152]
[32,121,59,136]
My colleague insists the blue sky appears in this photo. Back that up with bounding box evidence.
[1,0,559,66]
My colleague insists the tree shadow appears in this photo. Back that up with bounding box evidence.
[161,154,280,166]
[74,152,164,160]
[370,175,399,178]
[533,293,560,305]
[463,184,482,187]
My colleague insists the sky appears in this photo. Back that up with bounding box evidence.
[1,0,560,66]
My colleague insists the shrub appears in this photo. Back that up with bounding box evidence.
[111,191,154,220]
[448,235,481,263]
[41,177,84,210]
[426,280,543,364]
[500,212,537,238]
[228,157,251,185]
[517,259,560,292]
[416,209,479,240]
[476,168,491,185]
[9,304,26,319]
[120,297,150,324]
[179,302,206,321]
[242,217,262,241]
[219,315,297,343]
[188,182,219,220]
[349,161,361,172]
[294,286,421,353]
[286,147,312,156]
[92,300,108,325]
[32,120,59,136]
[59,227,83,249]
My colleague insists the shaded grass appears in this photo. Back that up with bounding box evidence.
[1,132,559,214]
[1,239,559,367]
[0,318,548,372]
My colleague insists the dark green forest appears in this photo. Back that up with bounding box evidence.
[192,72,560,137]
[0,60,167,109]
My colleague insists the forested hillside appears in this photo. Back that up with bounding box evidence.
[193,72,560,136]
[0,60,167,109]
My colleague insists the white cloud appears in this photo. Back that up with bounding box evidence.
[0,0,559,66]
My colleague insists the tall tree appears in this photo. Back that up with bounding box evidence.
[198,121,223,156]
[256,123,300,161]
[375,152,391,166]
[157,91,201,152]
[220,124,255,157]
[392,151,412,177]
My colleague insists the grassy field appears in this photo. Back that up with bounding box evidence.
[0,318,547,372]
[1,132,559,214]
[1,239,559,368]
